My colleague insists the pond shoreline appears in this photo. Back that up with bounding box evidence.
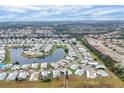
[9,47,66,64]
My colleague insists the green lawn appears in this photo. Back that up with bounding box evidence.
[4,47,10,64]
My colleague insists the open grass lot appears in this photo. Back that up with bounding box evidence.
[4,47,10,64]
[0,75,124,88]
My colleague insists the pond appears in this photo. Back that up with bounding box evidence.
[10,48,65,64]
[0,63,5,68]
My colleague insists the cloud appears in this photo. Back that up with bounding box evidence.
[91,8,124,16]
[0,5,124,21]
[1,6,27,13]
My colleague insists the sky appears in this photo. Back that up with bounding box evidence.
[0,5,124,21]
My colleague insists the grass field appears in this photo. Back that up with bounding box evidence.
[4,47,10,64]
[0,75,124,88]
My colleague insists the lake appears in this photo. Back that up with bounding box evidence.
[10,48,65,64]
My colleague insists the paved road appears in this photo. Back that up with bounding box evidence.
[69,40,84,62]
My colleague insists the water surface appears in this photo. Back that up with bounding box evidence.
[10,48,65,64]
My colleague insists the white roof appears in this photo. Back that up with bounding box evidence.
[31,63,38,69]
[86,70,97,79]
[97,70,109,77]
[18,72,29,80]
[11,65,20,70]
[44,44,52,52]
[80,60,89,64]
[61,69,72,75]
[50,63,59,68]
[58,61,65,66]
[52,70,60,78]
[41,63,47,69]
[88,61,98,65]
[95,64,106,69]
[7,72,18,81]
[30,72,39,81]
[75,69,84,76]
[0,72,7,80]
[70,64,79,70]
[1,64,12,70]
[41,70,49,77]
[21,64,30,69]
[66,56,74,60]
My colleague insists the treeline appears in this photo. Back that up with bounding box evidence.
[80,38,124,81]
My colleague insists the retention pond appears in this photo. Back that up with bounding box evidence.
[10,48,65,64]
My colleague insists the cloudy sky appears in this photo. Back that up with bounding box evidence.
[0,5,124,21]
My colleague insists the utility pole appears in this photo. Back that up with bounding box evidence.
[64,69,69,88]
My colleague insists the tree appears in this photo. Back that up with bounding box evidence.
[65,49,68,53]
[72,42,77,45]
[14,61,20,65]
